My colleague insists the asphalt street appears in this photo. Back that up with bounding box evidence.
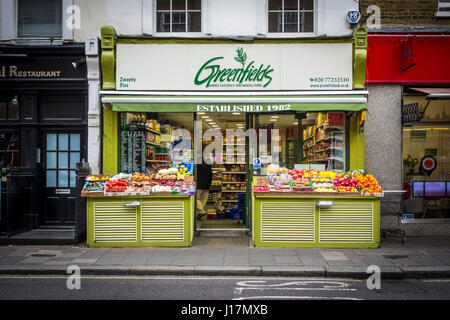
[0,275,449,300]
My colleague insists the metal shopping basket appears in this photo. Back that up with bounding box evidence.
[381,190,408,244]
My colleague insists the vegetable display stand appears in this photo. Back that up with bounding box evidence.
[252,193,380,248]
[85,195,194,247]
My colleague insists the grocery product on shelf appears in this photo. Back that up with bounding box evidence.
[252,167,383,196]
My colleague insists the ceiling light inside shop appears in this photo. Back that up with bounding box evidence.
[206,119,213,122]
[270,118,278,121]
[293,122,298,125]
[201,116,209,118]
[270,115,279,118]
[232,112,241,115]
[197,112,205,115]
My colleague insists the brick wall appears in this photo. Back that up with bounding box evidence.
[360,0,450,29]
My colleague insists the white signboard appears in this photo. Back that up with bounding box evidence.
[116,43,353,91]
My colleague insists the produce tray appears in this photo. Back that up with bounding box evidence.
[81,191,104,198]
[338,192,361,196]
[362,192,384,198]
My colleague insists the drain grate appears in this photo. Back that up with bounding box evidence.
[30,253,57,258]
[382,255,409,259]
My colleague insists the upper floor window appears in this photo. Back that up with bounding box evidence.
[17,0,62,38]
[268,0,314,33]
[156,0,201,33]
[436,0,450,17]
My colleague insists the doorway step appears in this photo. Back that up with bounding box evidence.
[6,227,75,245]
[196,218,250,238]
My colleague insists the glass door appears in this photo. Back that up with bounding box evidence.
[43,131,82,224]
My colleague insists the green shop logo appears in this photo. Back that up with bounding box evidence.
[194,48,274,88]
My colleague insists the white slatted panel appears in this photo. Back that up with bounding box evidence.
[141,201,185,241]
[94,202,137,242]
[261,202,315,242]
[319,202,373,243]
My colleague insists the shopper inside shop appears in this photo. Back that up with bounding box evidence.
[196,149,212,220]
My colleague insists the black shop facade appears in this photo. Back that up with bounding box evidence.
[0,44,88,241]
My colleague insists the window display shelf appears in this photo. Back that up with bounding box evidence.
[146,128,161,135]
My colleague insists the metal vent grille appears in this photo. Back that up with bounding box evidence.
[93,202,137,242]
[261,202,315,242]
[141,201,185,241]
[319,202,373,243]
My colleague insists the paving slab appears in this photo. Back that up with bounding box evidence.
[70,258,98,265]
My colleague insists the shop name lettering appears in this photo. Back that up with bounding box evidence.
[0,65,61,78]
[197,104,291,112]
[194,48,274,88]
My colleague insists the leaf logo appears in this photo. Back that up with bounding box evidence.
[234,47,247,68]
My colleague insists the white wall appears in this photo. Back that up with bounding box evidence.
[71,0,358,42]
[0,0,359,42]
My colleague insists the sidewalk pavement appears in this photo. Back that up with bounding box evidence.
[0,237,449,279]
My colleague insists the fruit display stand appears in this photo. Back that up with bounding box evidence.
[82,173,195,247]
[251,169,382,248]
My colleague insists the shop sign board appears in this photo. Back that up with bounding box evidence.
[116,43,353,91]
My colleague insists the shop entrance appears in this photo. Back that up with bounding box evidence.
[195,112,250,232]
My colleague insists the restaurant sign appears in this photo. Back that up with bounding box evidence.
[116,43,353,91]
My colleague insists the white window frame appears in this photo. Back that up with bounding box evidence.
[436,0,450,17]
[152,0,204,37]
[266,0,319,38]
[13,0,73,40]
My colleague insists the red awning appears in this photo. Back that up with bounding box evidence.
[408,87,450,99]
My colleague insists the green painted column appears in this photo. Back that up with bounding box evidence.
[352,27,368,90]
[349,112,365,171]
[102,104,119,175]
[101,25,116,90]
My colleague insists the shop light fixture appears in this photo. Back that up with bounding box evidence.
[293,122,298,125]
[206,119,213,122]
[232,112,241,115]
[197,112,205,115]
[270,118,278,121]
[201,115,209,118]
[270,115,279,118]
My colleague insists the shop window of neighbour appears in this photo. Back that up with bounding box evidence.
[17,0,62,38]
[156,0,201,33]
[402,95,450,218]
[0,131,20,168]
[268,0,314,33]
[0,98,19,121]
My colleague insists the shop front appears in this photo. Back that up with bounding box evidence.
[0,44,88,241]
[366,34,450,236]
[84,26,383,248]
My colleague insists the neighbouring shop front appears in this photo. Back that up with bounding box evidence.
[83,26,384,248]
[0,44,88,239]
[366,34,450,234]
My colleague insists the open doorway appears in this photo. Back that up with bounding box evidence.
[196,112,248,230]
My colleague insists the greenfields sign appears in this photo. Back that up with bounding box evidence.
[194,48,274,89]
[115,43,353,91]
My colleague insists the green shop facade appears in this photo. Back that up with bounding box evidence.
[87,25,379,248]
